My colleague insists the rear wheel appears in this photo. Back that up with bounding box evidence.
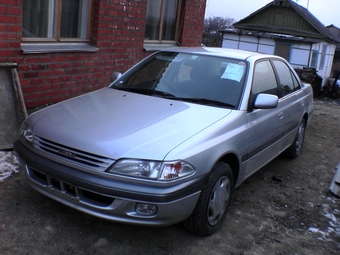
[285,120,306,158]
[184,162,234,236]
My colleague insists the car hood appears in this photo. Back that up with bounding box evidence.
[28,88,232,160]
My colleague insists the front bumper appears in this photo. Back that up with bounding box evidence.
[14,140,204,226]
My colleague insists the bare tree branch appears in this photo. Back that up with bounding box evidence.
[202,16,235,47]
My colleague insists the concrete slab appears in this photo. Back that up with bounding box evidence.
[0,63,26,149]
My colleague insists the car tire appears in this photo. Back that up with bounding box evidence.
[183,161,234,236]
[285,120,306,159]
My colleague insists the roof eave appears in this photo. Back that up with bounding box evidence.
[234,0,339,43]
[235,24,333,42]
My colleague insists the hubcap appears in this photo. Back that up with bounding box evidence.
[207,176,230,226]
[295,123,305,152]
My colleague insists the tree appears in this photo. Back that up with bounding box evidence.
[202,16,235,47]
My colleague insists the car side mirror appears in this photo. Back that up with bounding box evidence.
[111,72,122,82]
[254,94,278,109]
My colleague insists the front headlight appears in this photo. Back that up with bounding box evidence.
[106,159,195,180]
[107,159,161,179]
[20,123,34,143]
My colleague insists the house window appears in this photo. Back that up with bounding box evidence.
[144,0,181,42]
[22,0,96,53]
[23,0,90,40]
[310,50,319,68]
[319,45,327,70]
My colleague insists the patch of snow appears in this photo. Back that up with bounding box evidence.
[308,203,340,241]
[0,151,19,182]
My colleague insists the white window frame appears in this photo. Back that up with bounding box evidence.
[310,50,319,68]
[319,45,327,71]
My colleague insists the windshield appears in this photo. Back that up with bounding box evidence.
[110,52,247,108]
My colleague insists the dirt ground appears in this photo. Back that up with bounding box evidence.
[1,101,340,255]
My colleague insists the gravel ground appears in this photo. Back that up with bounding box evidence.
[0,101,340,255]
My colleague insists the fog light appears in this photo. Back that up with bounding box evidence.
[135,203,157,216]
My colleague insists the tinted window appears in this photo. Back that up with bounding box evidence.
[272,60,299,97]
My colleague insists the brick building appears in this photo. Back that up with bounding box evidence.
[0,0,206,108]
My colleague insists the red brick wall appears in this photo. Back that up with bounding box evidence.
[179,0,206,46]
[0,0,205,108]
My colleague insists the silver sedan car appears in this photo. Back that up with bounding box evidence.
[14,47,313,236]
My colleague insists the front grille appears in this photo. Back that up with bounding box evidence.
[30,167,115,207]
[34,136,115,171]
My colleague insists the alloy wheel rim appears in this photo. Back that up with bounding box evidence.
[207,176,230,226]
[295,123,305,152]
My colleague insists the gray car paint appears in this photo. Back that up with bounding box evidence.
[14,47,314,229]
[27,88,232,161]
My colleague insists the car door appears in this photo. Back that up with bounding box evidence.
[244,60,285,178]
[271,59,305,149]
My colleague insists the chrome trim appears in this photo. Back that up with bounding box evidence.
[34,136,115,171]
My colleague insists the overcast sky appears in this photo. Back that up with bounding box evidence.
[205,0,340,28]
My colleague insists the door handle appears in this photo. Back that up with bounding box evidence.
[278,112,284,120]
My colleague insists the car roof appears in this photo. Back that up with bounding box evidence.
[162,47,266,61]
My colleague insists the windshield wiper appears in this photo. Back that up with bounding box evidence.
[114,87,176,98]
[115,87,154,95]
[152,90,176,98]
[114,87,233,107]
[168,97,235,108]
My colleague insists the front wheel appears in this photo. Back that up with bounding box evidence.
[184,162,234,236]
[285,120,306,158]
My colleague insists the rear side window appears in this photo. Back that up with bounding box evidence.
[272,60,300,97]
[252,60,278,96]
